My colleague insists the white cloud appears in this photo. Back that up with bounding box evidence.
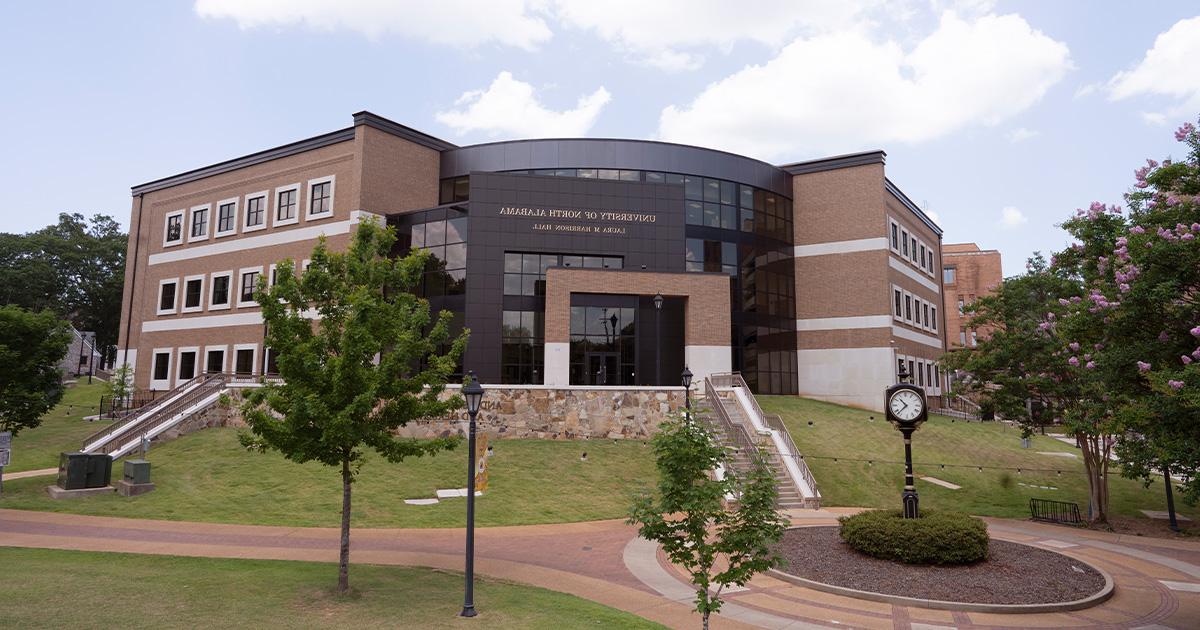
[998,206,1027,229]
[1107,16,1200,116]
[657,12,1071,159]
[1140,111,1168,126]
[1006,127,1038,143]
[552,0,878,71]
[194,0,553,50]
[435,72,611,138]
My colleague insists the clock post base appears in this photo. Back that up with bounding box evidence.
[903,489,919,519]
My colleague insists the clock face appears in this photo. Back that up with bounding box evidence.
[889,389,924,422]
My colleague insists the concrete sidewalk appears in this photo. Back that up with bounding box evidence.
[1,508,1199,629]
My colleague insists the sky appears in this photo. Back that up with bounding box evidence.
[3,1,1199,276]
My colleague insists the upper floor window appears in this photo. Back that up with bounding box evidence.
[276,185,299,225]
[216,200,237,236]
[240,270,261,305]
[189,206,209,241]
[931,306,938,331]
[309,178,333,216]
[919,244,926,270]
[210,272,231,309]
[164,212,183,245]
[901,230,909,256]
[158,280,177,315]
[244,195,265,230]
[943,266,956,284]
[183,277,203,312]
[890,221,899,251]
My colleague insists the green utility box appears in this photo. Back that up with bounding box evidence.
[84,454,112,488]
[123,459,151,485]
[58,452,89,489]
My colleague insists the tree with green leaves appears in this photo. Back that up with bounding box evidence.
[629,415,787,630]
[106,363,134,406]
[0,306,72,436]
[240,219,468,594]
[0,213,125,363]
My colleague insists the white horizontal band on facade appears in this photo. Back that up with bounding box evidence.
[793,237,888,258]
[147,211,381,266]
[142,312,264,332]
[888,256,940,293]
[795,314,892,331]
[891,324,943,349]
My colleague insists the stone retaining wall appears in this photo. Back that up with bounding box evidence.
[396,386,689,439]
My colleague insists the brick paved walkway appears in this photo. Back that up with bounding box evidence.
[1,507,1198,629]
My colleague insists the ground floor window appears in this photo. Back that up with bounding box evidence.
[205,349,224,374]
[153,352,170,381]
[501,310,543,384]
[235,348,254,375]
[263,348,279,375]
[177,350,197,381]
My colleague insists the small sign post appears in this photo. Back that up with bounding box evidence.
[0,431,12,497]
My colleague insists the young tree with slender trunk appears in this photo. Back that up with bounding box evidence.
[240,219,467,593]
[629,415,787,630]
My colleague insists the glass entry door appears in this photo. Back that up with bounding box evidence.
[586,352,620,386]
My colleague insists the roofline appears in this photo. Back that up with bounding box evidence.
[777,150,886,175]
[352,111,457,152]
[885,178,943,236]
[131,127,356,196]
[448,136,788,174]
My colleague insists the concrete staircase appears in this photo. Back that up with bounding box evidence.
[703,374,820,509]
[81,373,233,459]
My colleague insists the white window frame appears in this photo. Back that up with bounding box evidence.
[262,346,279,376]
[237,266,264,308]
[268,263,279,287]
[903,290,914,325]
[892,285,903,321]
[910,236,918,264]
[243,191,269,233]
[157,278,179,316]
[232,343,259,378]
[900,229,909,257]
[163,210,185,247]
[888,218,901,254]
[204,345,228,375]
[176,346,200,384]
[208,270,233,311]
[301,258,312,272]
[931,306,938,332]
[188,204,211,243]
[306,175,335,220]
[214,197,240,238]
[181,274,206,313]
[918,243,926,271]
[273,183,301,227]
[150,347,173,390]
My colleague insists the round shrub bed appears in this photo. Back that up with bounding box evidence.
[839,510,988,565]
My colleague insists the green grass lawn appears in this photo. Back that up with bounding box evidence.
[759,395,1199,521]
[0,427,655,528]
[0,547,662,629]
[4,381,111,473]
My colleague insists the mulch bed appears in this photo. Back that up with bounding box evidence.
[771,526,1106,605]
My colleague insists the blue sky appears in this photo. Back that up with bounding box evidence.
[3,1,1199,276]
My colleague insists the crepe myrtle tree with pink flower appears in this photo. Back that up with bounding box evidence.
[1053,115,1200,506]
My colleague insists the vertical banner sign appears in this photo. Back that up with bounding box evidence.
[474,433,489,493]
[0,431,12,496]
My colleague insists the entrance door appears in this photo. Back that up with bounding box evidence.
[586,352,620,386]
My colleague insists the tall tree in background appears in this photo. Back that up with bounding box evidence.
[240,219,468,594]
[0,213,125,362]
[0,306,72,436]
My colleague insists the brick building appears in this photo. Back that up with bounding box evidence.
[116,111,945,411]
[941,242,1003,350]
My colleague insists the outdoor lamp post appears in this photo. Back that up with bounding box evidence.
[885,365,927,519]
[87,333,95,384]
[653,293,664,386]
[460,371,484,618]
[681,367,693,415]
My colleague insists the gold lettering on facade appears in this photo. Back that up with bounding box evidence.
[499,206,656,225]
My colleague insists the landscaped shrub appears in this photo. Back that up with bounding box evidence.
[838,510,989,565]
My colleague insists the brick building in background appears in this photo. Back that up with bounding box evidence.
[941,243,1003,350]
[116,111,946,411]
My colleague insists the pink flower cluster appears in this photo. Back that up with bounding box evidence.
[1134,160,1158,189]
[1178,122,1197,142]
[1168,380,1185,390]
[1137,361,1152,372]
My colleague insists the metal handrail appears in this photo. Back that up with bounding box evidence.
[710,371,769,430]
[82,372,227,454]
[91,375,227,456]
[765,413,820,501]
[703,377,759,458]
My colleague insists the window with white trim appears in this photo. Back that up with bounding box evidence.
[959,330,967,346]
[164,210,184,246]
[151,350,172,388]
[910,237,918,263]
[901,229,909,256]
[239,269,261,306]
[177,348,198,382]
[216,199,238,237]
[308,177,333,217]
[210,271,232,310]
[263,347,279,376]
[157,279,178,315]
[944,266,956,284]
[922,302,930,330]
[182,275,204,312]
[931,306,937,331]
[244,193,266,231]
[904,292,912,322]
[205,347,226,374]
[234,344,257,376]
[275,185,299,225]
[189,205,210,241]
[919,244,926,271]
[970,331,978,347]
[889,219,900,252]
[893,287,902,320]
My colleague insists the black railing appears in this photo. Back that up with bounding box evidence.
[98,391,159,421]
[1030,498,1083,525]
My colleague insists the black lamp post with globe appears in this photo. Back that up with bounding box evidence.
[681,367,693,415]
[460,372,484,618]
[885,365,927,519]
